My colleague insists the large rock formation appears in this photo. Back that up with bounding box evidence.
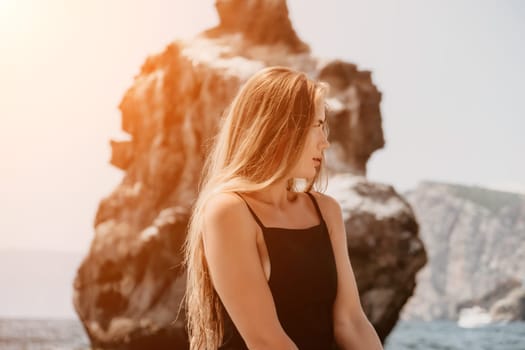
[401,181,525,321]
[73,1,426,348]
[326,175,426,337]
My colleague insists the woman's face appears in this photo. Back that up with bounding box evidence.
[290,100,330,180]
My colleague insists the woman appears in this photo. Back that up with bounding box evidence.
[184,67,383,350]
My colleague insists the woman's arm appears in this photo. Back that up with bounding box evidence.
[203,193,298,350]
[314,192,384,350]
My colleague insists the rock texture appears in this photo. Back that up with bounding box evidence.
[326,175,426,338]
[320,61,384,175]
[401,181,525,321]
[205,0,309,52]
[490,287,525,322]
[73,0,425,348]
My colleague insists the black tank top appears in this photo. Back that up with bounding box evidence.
[218,192,338,350]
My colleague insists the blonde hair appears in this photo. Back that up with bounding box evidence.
[183,66,328,349]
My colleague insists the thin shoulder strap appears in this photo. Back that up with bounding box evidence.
[305,192,325,223]
[233,192,266,229]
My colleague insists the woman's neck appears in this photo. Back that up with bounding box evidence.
[244,179,297,210]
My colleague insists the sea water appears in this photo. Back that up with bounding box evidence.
[0,318,524,349]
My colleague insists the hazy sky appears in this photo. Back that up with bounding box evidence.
[1,0,524,253]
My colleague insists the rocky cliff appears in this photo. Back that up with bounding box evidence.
[401,181,525,322]
[73,1,426,348]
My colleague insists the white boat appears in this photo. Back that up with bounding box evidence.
[457,306,492,328]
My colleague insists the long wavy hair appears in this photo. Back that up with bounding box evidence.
[183,66,328,349]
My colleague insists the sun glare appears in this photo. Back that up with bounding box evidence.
[0,0,36,35]
[1,0,19,25]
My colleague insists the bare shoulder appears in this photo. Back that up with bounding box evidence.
[204,192,245,219]
[309,191,343,218]
[309,191,345,238]
[202,192,256,240]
